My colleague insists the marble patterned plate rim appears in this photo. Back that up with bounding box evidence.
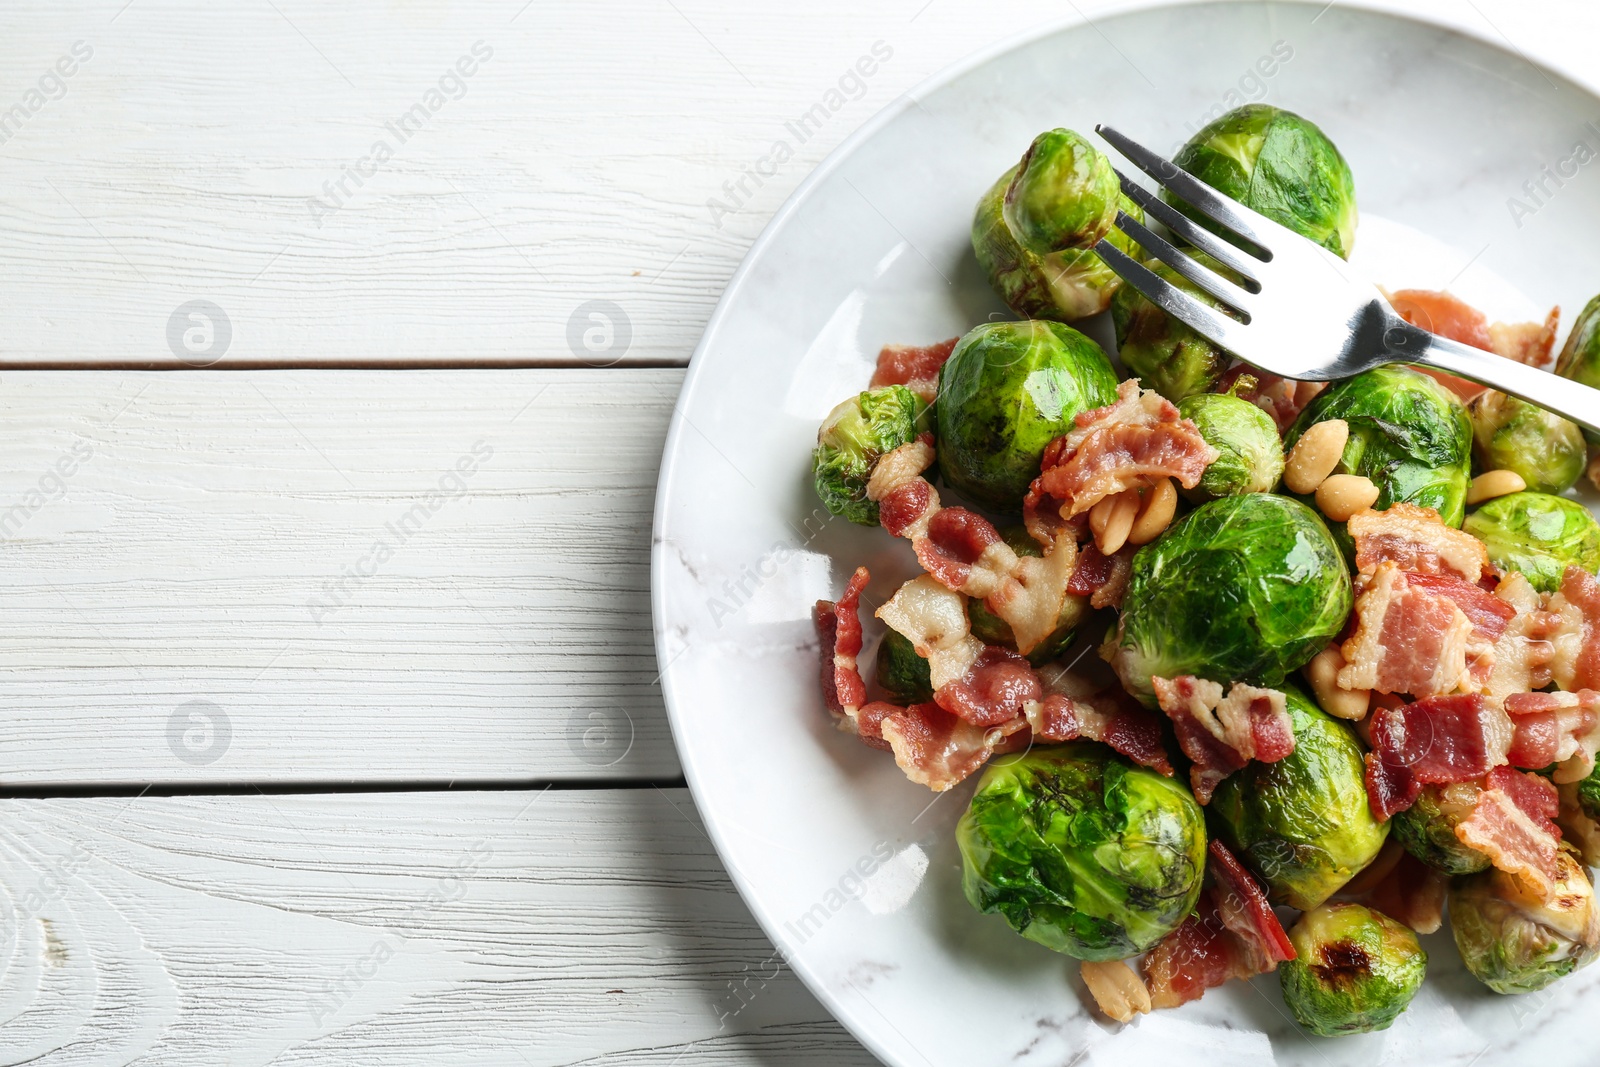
[650,2,1600,1063]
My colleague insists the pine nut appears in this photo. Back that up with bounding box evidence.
[1314,474,1380,523]
[1304,645,1370,720]
[1284,419,1349,494]
[1095,489,1140,556]
[1127,478,1177,546]
[1088,492,1115,537]
[1467,468,1527,505]
[1080,959,1151,1023]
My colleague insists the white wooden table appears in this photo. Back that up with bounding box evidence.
[2,0,1593,1062]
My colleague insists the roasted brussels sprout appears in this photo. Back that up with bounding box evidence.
[1111,494,1352,705]
[1285,365,1472,527]
[967,527,1088,665]
[875,628,933,704]
[957,744,1207,960]
[1169,104,1358,259]
[1389,783,1491,876]
[936,320,1120,511]
[1279,902,1426,1036]
[1467,390,1584,495]
[1110,252,1241,401]
[1209,688,1388,909]
[1175,392,1284,501]
[974,171,1145,322]
[812,385,926,526]
[1005,128,1120,254]
[1557,294,1600,446]
[1462,492,1600,593]
[1450,848,1600,994]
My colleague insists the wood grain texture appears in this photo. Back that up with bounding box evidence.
[0,368,683,785]
[0,788,878,1066]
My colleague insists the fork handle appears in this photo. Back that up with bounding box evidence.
[1389,322,1600,435]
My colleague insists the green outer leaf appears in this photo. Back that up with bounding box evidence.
[1285,365,1472,529]
[1110,252,1239,401]
[956,743,1207,961]
[1113,494,1352,705]
[810,385,925,526]
[1389,785,1491,876]
[1004,129,1120,255]
[1579,761,1600,822]
[1467,390,1584,495]
[1557,293,1600,446]
[1463,492,1600,593]
[1279,902,1426,1036]
[935,321,1119,512]
[1208,688,1388,909]
[1176,393,1284,501]
[1449,857,1600,994]
[874,629,933,704]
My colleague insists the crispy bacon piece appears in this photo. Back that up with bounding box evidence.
[813,567,872,732]
[1504,690,1600,782]
[1144,841,1293,1009]
[935,645,1042,728]
[1488,307,1560,369]
[1348,503,1489,582]
[1549,565,1600,693]
[1340,563,1481,697]
[876,575,984,691]
[1067,543,1135,610]
[1024,381,1217,540]
[1153,676,1293,803]
[1485,573,1560,700]
[868,337,958,403]
[1389,289,1559,398]
[878,703,1030,792]
[1455,765,1563,897]
[1364,693,1514,820]
[1214,365,1324,433]
[1024,684,1176,776]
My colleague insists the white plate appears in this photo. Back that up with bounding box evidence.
[651,3,1600,1063]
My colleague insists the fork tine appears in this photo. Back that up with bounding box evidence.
[1110,210,1253,313]
[1113,171,1261,285]
[1096,124,1272,255]
[1094,239,1247,351]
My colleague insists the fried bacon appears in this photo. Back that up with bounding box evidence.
[1339,844,1448,935]
[1504,690,1600,782]
[1144,841,1294,1009]
[876,575,985,691]
[1364,693,1514,820]
[1070,544,1134,610]
[1214,365,1324,433]
[935,645,1042,728]
[1339,563,1480,697]
[1485,573,1560,700]
[1347,503,1490,583]
[813,566,872,733]
[1153,676,1294,804]
[1548,565,1600,693]
[1388,289,1558,399]
[1488,307,1560,369]
[1455,765,1563,899]
[868,337,958,403]
[1025,682,1175,776]
[1023,381,1216,541]
[878,704,1030,792]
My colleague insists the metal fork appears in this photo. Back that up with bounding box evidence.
[1091,124,1600,435]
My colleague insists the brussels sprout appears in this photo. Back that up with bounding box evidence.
[1467,390,1585,495]
[936,321,1120,511]
[1005,129,1120,254]
[1111,252,1241,401]
[1209,688,1388,909]
[1285,365,1472,527]
[1462,492,1600,593]
[1169,104,1358,259]
[1111,494,1352,705]
[811,385,926,526]
[975,169,1145,322]
[958,744,1207,960]
[1556,294,1600,445]
[967,528,1088,666]
[875,629,933,704]
[1279,902,1426,1036]
[1450,848,1600,994]
[1389,783,1491,876]
[1175,392,1284,501]
[1578,760,1600,822]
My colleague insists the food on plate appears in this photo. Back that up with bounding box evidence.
[1278,902,1426,1036]
[956,744,1207,960]
[802,106,1600,1031]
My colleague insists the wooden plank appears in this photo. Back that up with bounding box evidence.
[0,368,683,785]
[0,787,877,1066]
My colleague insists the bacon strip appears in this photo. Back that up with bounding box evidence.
[935,645,1041,728]
[1505,690,1600,782]
[1364,693,1514,820]
[868,338,958,403]
[1389,289,1559,399]
[1024,380,1217,542]
[1455,765,1563,898]
[878,704,1030,792]
[1349,503,1490,583]
[1153,676,1293,804]
[1024,683,1175,777]
[813,567,872,733]
[1549,566,1600,693]
[1214,365,1324,434]
[1340,563,1481,697]
[876,575,984,691]
[1485,572,1560,700]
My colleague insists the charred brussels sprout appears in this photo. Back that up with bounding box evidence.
[958,744,1206,960]
[1463,492,1600,593]
[1169,104,1358,259]
[1389,783,1491,876]
[1209,689,1387,909]
[1557,294,1600,445]
[1468,390,1584,495]
[1112,494,1351,705]
[811,385,926,526]
[875,629,932,704]
[1450,849,1600,994]
[1285,365,1472,527]
[936,321,1119,511]
[1279,903,1426,1036]
[1176,392,1284,501]
[967,526,1087,666]
[1111,251,1240,401]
